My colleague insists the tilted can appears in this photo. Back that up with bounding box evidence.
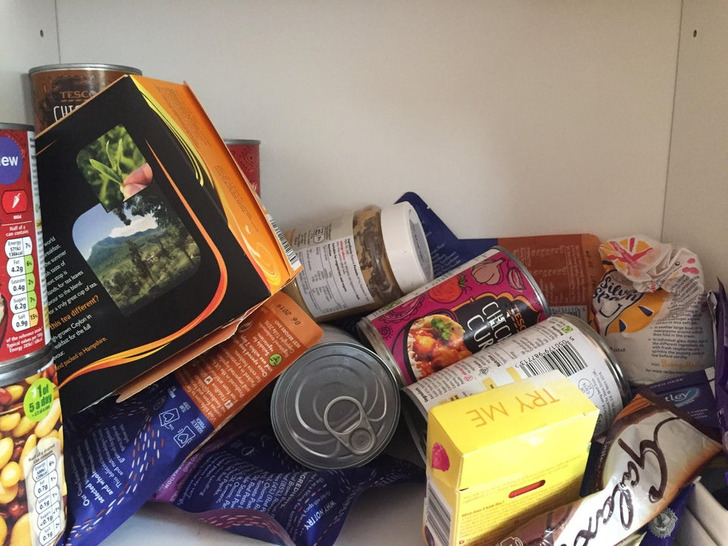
[270,325,400,470]
[401,314,631,461]
[28,63,142,131]
[358,246,549,386]
[0,124,64,543]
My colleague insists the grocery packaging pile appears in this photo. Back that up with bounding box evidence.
[0,66,721,546]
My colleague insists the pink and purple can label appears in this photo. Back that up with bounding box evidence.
[358,247,549,385]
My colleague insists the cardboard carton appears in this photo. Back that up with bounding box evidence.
[423,370,598,545]
[35,75,300,415]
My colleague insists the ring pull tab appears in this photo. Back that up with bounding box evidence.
[323,396,376,455]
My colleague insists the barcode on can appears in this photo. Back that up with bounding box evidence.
[517,340,588,378]
[266,213,301,270]
[425,481,452,546]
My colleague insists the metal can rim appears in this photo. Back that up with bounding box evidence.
[224,139,261,145]
[492,245,552,317]
[557,313,632,405]
[0,344,54,386]
[0,123,34,132]
[270,341,401,470]
[28,63,143,75]
[356,317,408,387]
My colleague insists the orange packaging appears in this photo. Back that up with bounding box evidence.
[35,75,301,415]
[172,291,321,432]
[498,233,602,322]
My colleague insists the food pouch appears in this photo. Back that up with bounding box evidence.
[151,415,424,546]
[714,280,728,453]
[591,235,714,385]
[494,390,722,546]
[61,293,322,545]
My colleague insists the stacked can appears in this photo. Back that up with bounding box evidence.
[0,124,65,545]
[270,325,400,469]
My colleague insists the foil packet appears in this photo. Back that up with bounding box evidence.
[150,413,423,546]
[494,390,722,546]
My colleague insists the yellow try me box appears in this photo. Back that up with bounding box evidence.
[423,371,598,546]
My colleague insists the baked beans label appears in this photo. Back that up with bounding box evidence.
[363,248,548,385]
[0,363,66,546]
[0,129,50,364]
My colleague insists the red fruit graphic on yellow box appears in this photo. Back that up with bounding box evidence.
[431,442,450,471]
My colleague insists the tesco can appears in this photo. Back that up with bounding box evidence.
[401,314,631,461]
[28,63,142,131]
[270,325,400,470]
[358,246,549,386]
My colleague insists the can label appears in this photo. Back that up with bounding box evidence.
[225,141,260,196]
[403,315,627,437]
[361,248,548,385]
[0,128,50,363]
[29,66,140,131]
[289,212,374,317]
[0,360,65,545]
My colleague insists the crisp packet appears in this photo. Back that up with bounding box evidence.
[715,280,728,453]
[494,390,722,546]
[151,413,424,546]
[62,292,322,545]
[591,235,714,385]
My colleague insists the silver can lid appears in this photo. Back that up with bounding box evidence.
[271,342,400,470]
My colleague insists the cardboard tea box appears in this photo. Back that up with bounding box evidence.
[423,370,599,545]
[35,75,301,415]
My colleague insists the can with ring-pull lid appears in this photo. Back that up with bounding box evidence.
[270,325,400,470]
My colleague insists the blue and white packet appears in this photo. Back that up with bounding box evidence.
[151,417,424,546]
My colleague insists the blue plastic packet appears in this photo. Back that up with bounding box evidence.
[151,415,424,546]
[61,293,323,545]
[648,368,719,430]
[641,483,696,545]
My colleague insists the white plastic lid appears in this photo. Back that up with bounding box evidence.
[379,202,434,294]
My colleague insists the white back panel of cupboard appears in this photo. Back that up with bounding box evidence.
[55,2,680,240]
[664,0,728,291]
[0,1,59,125]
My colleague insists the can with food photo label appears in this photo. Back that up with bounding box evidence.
[0,123,65,544]
[401,314,631,461]
[270,325,400,470]
[358,246,549,386]
[225,139,260,196]
[0,346,65,546]
[28,63,142,131]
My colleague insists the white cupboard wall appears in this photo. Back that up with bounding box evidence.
[1,0,726,543]
[9,1,727,288]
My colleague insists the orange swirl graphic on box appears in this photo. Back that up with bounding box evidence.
[135,78,286,291]
[59,146,228,388]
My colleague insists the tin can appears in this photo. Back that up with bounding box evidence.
[0,124,51,365]
[270,325,400,469]
[28,63,142,131]
[225,139,260,196]
[358,246,549,386]
[0,345,65,545]
[402,314,631,461]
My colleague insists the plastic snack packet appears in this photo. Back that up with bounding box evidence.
[151,413,424,546]
[714,280,728,453]
[494,390,722,546]
[62,293,322,545]
[591,235,714,385]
